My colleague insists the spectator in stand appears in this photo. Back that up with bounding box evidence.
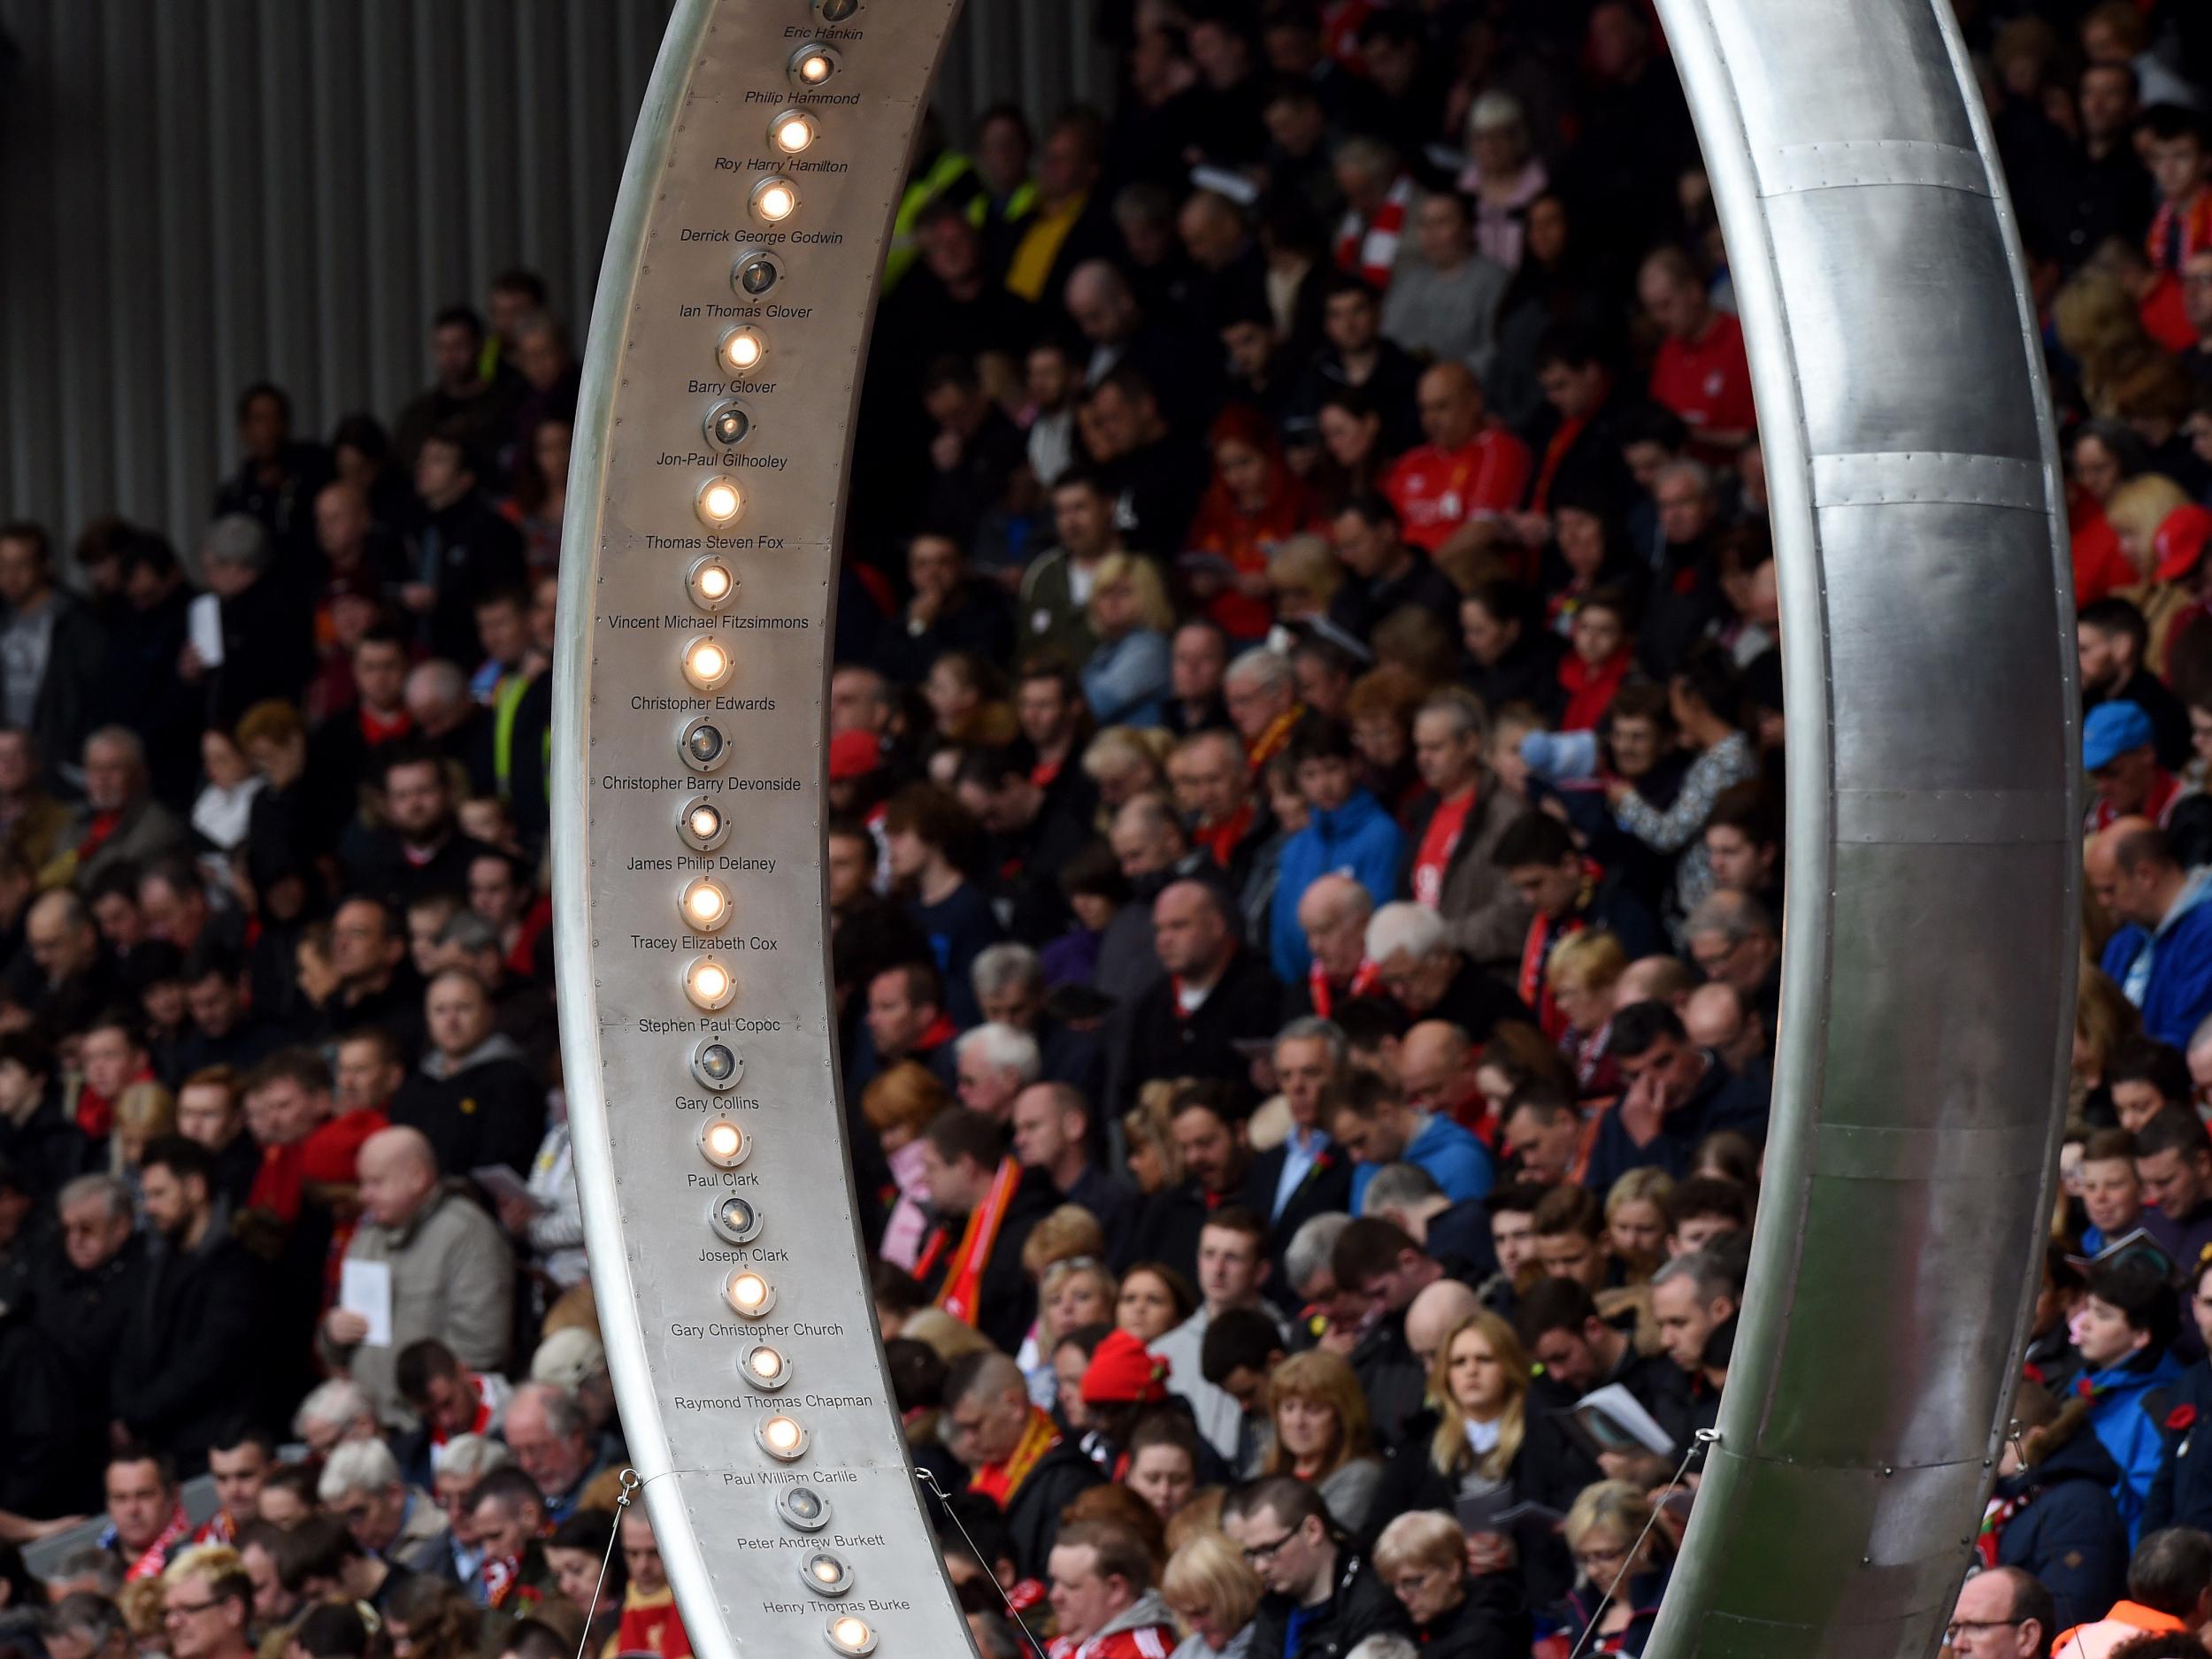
[109,1135,247,1448]
[944,1351,1103,1578]
[318,1440,448,1576]
[1270,717,1403,983]
[1584,1001,1769,1190]
[1225,1477,1408,1658]
[1125,881,1282,1111]
[389,970,542,1179]
[2092,820,2212,1047]
[1638,246,1755,464]
[914,1107,1059,1354]
[1380,193,1510,380]
[319,1126,512,1431]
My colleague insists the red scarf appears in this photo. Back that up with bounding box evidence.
[1309,957,1381,1018]
[1247,704,1304,773]
[1529,415,1587,513]
[120,1504,193,1581]
[2148,187,2212,275]
[1558,646,1634,732]
[431,1371,498,1451]
[971,1406,1063,1508]
[933,1156,1022,1326]
[1517,864,1601,1040]
[1194,803,1255,872]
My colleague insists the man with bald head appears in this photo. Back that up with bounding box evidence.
[1119,879,1282,1111]
[942,1349,1102,1578]
[1397,1020,1494,1141]
[1686,982,1767,1081]
[1290,872,1379,1019]
[1404,1277,1485,1374]
[23,886,115,1025]
[2093,818,2212,1047]
[1380,360,1532,561]
[1617,954,1697,1011]
[319,1126,513,1430]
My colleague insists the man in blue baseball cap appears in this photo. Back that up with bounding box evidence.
[2085,701,2180,832]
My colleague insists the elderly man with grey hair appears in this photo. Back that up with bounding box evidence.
[1223,647,1299,762]
[188,512,318,730]
[1364,900,1532,1041]
[503,1379,611,1521]
[1683,887,1781,1026]
[293,1378,381,1459]
[971,941,1104,1103]
[428,1431,512,1587]
[55,725,188,890]
[319,1438,449,1574]
[953,1021,1042,1120]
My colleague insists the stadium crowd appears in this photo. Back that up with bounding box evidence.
[3,4,2212,1659]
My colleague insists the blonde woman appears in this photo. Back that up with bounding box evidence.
[1262,1350,1384,1532]
[1373,1509,1532,1656]
[1561,1479,1671,1655]
[1265,533,1341,624]
[861,1061,951,1271]
[111,1080,176,1188]
[1604,1170,1675,1285]
[2107,473,2196,673]
[1018,1245,1115,1407]
[1371,1311,1581,1555]
[1548,930,1628,1094]
[1124,1085,1186,1194]
[1083,726,1171,818]
[1161,1528,1263,1659]
[1083,554,1175,727]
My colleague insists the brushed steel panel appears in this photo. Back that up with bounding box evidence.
[1822,503,2068,793]
[1770,188,2047,462]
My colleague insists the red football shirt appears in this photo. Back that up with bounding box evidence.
[1649,310,1756,457]
[1383,428,1532,552]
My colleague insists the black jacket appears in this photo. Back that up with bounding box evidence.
[389,1044,546,1179]
[1245,1141,1353,1310]
[1246,1545,1409,1659]
[20,594,108,797]
[1410,1572,1532,1659]
[1118,947,1282,1113]
[0,1080,91,1202]
[1581,1051,1769,1192]
[413,491,528,665]
[1001,1433,1106,1579]
[111,1208,262,1471]
[914,1164,1061,1356]
[1346,1309,1431,1451]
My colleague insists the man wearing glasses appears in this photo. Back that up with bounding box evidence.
[1224,1477,1407,1659]
[159,1547,255,1659]
[1943,1568,2053,1659]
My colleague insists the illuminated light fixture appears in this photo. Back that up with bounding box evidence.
[788,42,842,88]
[698,1118,749,1169]
[826,1615,877,1657]
[681,636,733,692]
[689,1037,741,1090]
[676,795,730,853]
[677,718,728,775]
[680,876,732,933]
[685,557,738,616]
[695,476,744,526]
[709,1193,763,1245]
[769,110,819,156]
[718,326,766,373]
[684,954,737,1011]
[725,1269,777,1317]
[757,1413,809,1461]
[749,177,800,225]
[703,400,752,449]
[732,251,783,299]
[778,1486,831,1532]
[816,0,860,20]
[741,1343,791,1391]
[800,1554,853,1597]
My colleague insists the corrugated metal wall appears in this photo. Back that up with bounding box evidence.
[0,0,1108,557]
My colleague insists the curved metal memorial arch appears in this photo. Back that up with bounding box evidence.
[549,2,2080,1657]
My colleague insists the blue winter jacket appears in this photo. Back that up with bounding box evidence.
[2100,867,2212,1047]
[2085,1346,2186,1544]
[1347,1112,1495,1210]
[1994,1424,2129,1631]
[1270,789,1405,981]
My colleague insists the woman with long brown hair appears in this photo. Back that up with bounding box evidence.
[1261,1350,1384,1532]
